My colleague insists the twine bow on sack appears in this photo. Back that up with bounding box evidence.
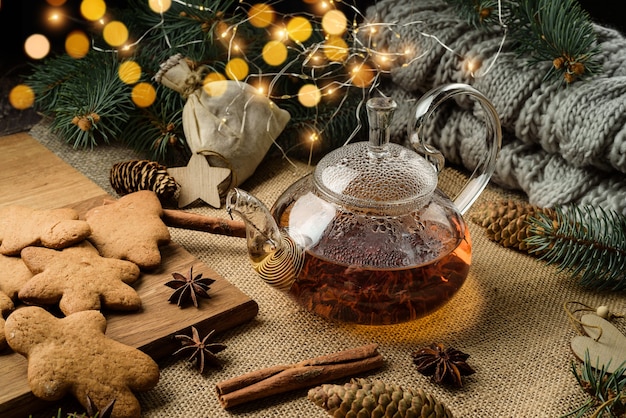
[155,54,291,198]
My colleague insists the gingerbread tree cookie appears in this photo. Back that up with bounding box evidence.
[19,241,142,315]
[0,206,91,256]
[5,306,160,418]
[85,190,171,270]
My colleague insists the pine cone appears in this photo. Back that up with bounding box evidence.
[471,199,556,252]
[109,160,180,207]
[470,199,542,227]
[308,378,454,418]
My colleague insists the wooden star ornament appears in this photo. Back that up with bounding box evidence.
[167,153,231,208]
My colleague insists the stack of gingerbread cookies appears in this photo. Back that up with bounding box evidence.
[0,190,170,418]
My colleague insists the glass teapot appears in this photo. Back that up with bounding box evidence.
[226,83,501,325]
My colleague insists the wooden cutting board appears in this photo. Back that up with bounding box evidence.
[0,133,259,417]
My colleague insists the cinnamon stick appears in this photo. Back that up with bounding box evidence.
[102,198,246,238]
[215,343,384,409]
[161,209,246,238]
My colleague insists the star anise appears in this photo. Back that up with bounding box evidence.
[173,326,226,373]
[165,266,215,308]
[411,342,475,387]
[67,395,115,418]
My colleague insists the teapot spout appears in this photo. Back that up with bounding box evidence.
[226,188,303,291]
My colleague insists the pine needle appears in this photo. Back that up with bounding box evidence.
[564,349,626,417]
[526,205,626,291]
[509,0,601,83]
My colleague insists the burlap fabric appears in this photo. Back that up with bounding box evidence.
[29,121,626,418]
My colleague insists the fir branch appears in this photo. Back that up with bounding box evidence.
[564,349,626,418]
[446,0,511,28]
[47,53,135,149]
[449,0,602,84]
[509,0,601,83]
[118,0,237,65]
[26,54,85,113]
[275,90,367,161]
[122,100,188,164]
[525,205,626,291]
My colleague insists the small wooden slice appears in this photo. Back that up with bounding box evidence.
[571,314,626,375]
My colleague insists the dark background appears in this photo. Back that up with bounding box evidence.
[0,1,623,135]
[2,0,623,75]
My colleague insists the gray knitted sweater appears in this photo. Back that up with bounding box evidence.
[365,0,626,215]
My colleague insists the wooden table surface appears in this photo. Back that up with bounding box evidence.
[0,132,259,417]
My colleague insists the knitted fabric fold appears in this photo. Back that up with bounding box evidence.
[365,0,626,214]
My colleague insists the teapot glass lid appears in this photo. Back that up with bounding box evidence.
[313,97,438,210]
[314,141,438,209]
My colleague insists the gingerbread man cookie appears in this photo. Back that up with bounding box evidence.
[0,254,33,349]
[0,206,91,256]
[5,306,160,418]
[0,253,34,303]
[0,293,12,350]
[19,241,142,315]
[85,190,171,270]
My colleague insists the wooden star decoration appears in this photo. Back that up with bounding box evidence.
[167,153,231,208]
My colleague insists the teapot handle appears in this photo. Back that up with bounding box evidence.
[409,83,502,215]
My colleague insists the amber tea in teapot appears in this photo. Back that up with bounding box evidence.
[227,83,501,325]
[279,192,472,325]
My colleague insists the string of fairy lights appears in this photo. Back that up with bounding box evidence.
[7,0,507,149]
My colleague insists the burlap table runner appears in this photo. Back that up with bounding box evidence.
[29,121,626,418]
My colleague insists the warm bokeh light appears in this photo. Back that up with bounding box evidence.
[80,0,106,21]
[103,21,129,47]
[463,56,482,76]
[298,84,321,107]
[225,57,249,80]
[47,11,62,25]
[131,82,156,107]
[253,82,267,94]
[118,60,142,84]
[350,62,375,88]
[321,10,347,35]
[323,36,349,62]
[262,40,288,66]
[203,72,226,84]
[24,34,51,60]
[65,30,90,58]
[273,27,287,41]
[373,50,392,68]
[215,21,229,39]
[248,3,274,28]
[148,0,172,13]
[46,0,67,5]
[9,85,35,110]
[286,16,312,43]
[202,80,228,97]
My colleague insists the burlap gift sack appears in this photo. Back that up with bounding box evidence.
[155,54,290,195]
